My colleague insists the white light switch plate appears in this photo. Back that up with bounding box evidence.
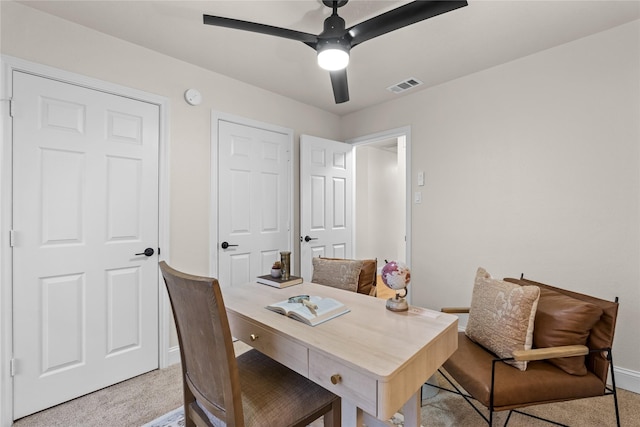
[414,191,422,204]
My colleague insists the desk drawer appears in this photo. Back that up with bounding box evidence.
[227,313,308,377]
[309,350,377,415]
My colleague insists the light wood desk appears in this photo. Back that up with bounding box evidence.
[222,282,458,427]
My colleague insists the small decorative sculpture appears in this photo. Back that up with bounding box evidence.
[271,261,282,278]
[381,261,411,312]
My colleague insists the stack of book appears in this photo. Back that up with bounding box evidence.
[256,274,303,288]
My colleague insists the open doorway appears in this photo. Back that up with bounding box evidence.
[349,127,410,301]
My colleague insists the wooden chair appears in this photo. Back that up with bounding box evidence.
[427,274,620,427]
[159,261,341,427]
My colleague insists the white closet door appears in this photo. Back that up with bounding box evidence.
[12,71,160,418]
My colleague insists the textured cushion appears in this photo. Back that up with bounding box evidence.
[534,288,603,375]
[357,259,377,295]
[320,257,376,295]
[312,257,364,292]
[466,268,540,371]
[504,276,618,384]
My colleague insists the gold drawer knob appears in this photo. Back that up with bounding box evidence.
[250,334,259,341]
[330,374,342,385]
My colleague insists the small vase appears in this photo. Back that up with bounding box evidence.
[280,251,291,280]
[271,268,282,278]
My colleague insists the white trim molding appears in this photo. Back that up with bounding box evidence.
[167,345,181,367]
[614,366,640,394]
[347,126,412,303]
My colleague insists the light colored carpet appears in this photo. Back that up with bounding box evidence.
[141,407,184,427]
[139,380,638,427]
[14,340,640,426]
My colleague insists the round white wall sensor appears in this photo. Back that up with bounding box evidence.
[184,89,202,106]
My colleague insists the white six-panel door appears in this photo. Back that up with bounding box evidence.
[217,120,291,287]
[12,71,160,418]
[300,135,354,281]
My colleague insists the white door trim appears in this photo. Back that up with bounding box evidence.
[0,55,171,427]
[210,111,294,279]
[347,126,412,302]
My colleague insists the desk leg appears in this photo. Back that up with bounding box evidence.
[402,391,421,427]
[341,399,364,426]
[360,391,421,427]
[361,412,393,427]
[343,391,421,427]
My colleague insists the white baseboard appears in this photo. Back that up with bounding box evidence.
[614,366,640,394]
[167,345,181,366]
[165,340,241,367]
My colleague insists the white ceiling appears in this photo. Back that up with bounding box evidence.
[18,0,640,116]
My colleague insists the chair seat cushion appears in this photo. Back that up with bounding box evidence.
[443,333,605,411]
[238,349,337,426]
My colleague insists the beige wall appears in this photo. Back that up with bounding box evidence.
[0,1,341,278]
[2,1,639,384]
[341,20,640,374]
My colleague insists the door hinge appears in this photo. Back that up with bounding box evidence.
[9,230,15,247]
[10,358,16,377]
[9,99,14,118]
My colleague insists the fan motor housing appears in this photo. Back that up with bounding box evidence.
[321,14,346,37]
[322,0,348,8]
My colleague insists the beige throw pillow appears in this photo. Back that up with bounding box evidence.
[311,258,363,292]
[465,267,540,371]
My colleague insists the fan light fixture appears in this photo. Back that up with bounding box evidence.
[317,48,349,71]
[317,43,349,71]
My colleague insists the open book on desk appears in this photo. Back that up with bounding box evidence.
[266,296,350,326]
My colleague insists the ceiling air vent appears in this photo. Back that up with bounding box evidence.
[387,77,423,94]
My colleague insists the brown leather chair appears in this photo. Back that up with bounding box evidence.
[429,274,620,427]
[159,261,341,427]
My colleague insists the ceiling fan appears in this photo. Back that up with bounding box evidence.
[203,0,468,104]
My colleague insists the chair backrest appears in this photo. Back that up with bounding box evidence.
[505,276,619,383]
[159,261,243,425]
[317,257,377,295]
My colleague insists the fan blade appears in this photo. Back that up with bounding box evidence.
[203,14,318,46]
[346,1,468,48]
[330,69,349,104]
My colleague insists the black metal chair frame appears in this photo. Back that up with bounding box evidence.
[422,347,621,427]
